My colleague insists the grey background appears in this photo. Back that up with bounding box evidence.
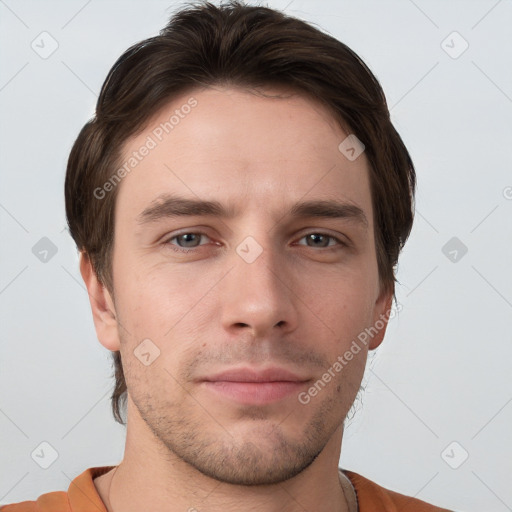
[1,1,511,510]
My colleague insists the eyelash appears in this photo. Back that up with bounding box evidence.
[163,231,346,253]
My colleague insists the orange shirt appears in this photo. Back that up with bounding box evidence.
[0,466,453,511]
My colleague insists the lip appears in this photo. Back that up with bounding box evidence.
[202,367,308,383]
[200,367,310,405]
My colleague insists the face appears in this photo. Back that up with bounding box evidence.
[88,86,392,485]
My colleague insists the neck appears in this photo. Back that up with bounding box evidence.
[102,414,349,512]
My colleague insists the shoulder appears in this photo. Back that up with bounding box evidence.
[0,466,114,512]
[343,470,454,511]
[0,491,70,512]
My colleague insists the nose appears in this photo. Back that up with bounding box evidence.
[220,238,299,339]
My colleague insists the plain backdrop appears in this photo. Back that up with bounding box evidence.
[1,1,511,511]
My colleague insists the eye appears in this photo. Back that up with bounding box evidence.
[165,231,211,251]
[296,232,345,249]
[162,231,346,253]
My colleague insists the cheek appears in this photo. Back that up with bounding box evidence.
[113,259,223,357]
[307,268,378,341]
[115,258,179,321]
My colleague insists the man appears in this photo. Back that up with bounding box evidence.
[2,1,455,510]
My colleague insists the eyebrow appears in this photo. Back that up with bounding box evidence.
[136,193,368,229]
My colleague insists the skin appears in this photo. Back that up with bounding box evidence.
[81,85,393,512]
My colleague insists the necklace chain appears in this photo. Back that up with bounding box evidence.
[106,466,118,512]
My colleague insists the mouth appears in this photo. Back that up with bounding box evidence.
[200,367,311,405]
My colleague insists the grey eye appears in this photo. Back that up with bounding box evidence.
[303,233,335,248]
[174,233,203,247]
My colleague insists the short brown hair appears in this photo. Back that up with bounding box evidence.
[65,0,415,425]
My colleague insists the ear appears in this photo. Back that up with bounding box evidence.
[79,251,120,351]
[368,287,394,351]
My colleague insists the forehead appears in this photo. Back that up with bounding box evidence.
[115,85,373,224]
